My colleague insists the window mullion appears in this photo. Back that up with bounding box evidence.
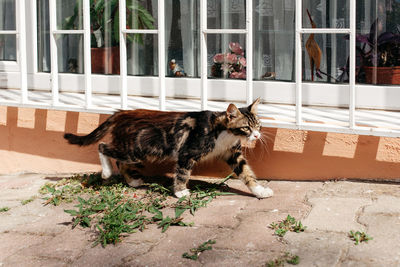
[49,0,59,105]
[119,0,128,110]
[83,0,92,109]
[158,0,165,111]
[18,0,28,103]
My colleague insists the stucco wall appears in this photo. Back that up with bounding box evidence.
[1,106,400,180]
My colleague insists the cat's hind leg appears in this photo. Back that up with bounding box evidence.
[117,162,145,187]
[98,143,129,180]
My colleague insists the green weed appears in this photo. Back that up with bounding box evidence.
[21,197,35,205]
[269,215,306,237]
[266,252,300,266]
[0,207,10,212]
[348,230,373,245]
[182,239,216,260]
[40,173,233,247]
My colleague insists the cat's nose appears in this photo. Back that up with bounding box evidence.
[252,131,261,139]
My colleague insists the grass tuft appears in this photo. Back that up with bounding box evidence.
[266,252,300,266]
[0,207,10,212]
[348,230,373,245]
[40,173,233,247]
[269,215,306,237]
[182,239,216,260]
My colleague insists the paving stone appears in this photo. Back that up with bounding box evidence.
[199,249,280,267]
[126,226,227,267]
[284,231,351,267]
[181,198,247,228]
[215,211,286,252]
[303,197,372,232]
[363,195,400,214]
[346,213,400,265]
[6,228,92,265]
[0,232,51,262]
[0,199,59,233]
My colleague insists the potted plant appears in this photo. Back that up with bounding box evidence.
[64,0,155,75]
[356,18,400,84]
[210,42,247,79]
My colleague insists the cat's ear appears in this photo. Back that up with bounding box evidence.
[248,97,261,114]
[226,104,240,120]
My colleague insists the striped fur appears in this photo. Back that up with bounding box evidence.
[64,99,273,198]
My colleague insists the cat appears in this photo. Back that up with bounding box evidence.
[63,98,273,199]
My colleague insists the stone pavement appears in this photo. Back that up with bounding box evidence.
[1,173,400,266]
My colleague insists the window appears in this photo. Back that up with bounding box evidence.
[0,0,16,61]
[1,0,400,116]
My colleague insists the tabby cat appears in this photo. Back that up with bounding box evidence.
[64,99,273,199]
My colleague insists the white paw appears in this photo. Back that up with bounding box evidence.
[174,189,190,198]
[251,185,274,199]
[101,169,112,179]
[127,178,144,187]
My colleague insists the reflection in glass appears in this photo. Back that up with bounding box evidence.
[356,0,400,85]
[207,34,246,79]
[127,34,158,76]
[303,0,349,29]
[0,0,15,30]
[37,0,50,72]
[56,0,83,30]
[253,0,295,81]
[165,0,199,78]
[207,0,246,29]
[0,35,16,61]
[56,34,84,74]
[126,0,157,30]
[302,33,349,83]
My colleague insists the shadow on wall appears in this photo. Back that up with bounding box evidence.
[1,105,400,179]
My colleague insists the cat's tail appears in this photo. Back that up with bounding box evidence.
[63,113,116,146]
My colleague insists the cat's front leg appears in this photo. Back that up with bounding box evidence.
[173,158,195,198]
[225,148,273,199]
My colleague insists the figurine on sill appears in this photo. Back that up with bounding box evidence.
[261,72,276,80]
[169,59,186,77]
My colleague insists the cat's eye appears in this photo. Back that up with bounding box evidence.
[241,126,251,131]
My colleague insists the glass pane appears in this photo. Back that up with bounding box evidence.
[90,0,120,74]
[303,0,350,29]
[166,0,200,78]
[356,0,400,85]
[56,0,83,30]
[302,33,349,83]
[0,0,15,30]
[254,0,295,81]
[0,35,16,61]
[126,0,158,30]
[37,0,50,72]
[208,34,246,79]
[208,0,246,29]
[56,34,84,74]
[127,34,158,76]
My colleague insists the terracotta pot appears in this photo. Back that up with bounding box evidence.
[364,66,400,85]
[91,46,120,75]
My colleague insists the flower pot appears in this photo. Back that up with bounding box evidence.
[91,46,120,75]
[364,66,400,85]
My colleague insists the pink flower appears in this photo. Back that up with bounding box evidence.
[230,71,246,79]
[239,57,246,67]
[225,53,237,64]
[229,42,244,56]
[213,53,225,64]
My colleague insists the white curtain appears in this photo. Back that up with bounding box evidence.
[0,0,16,61]
[254,0,295,81]
[127,0,159,76]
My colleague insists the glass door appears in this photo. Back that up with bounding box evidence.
[0,0,17,71]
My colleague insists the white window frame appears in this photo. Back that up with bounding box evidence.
[1,0,400,137]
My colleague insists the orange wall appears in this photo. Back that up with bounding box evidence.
[1,106,400,180]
